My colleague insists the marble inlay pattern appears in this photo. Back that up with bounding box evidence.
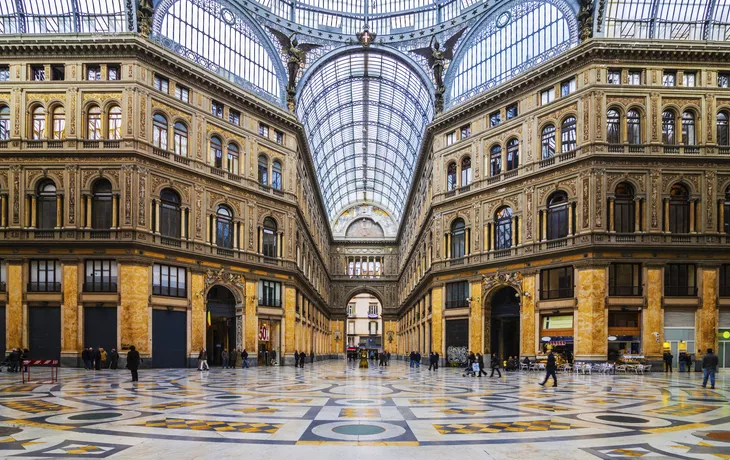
[0,362,728,458]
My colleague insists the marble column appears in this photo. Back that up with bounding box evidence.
[697,267,718,358]
[245,279,258,354]
[609,198,615,232]
[61,262,79,364]
[520,273,536,357]
[643,266,663,361]
[112,195,118,228]
[469,281,483,354]
[664,199,670,232]
[634,198,641,232]
[119,263,150,356]
[431,286,443,358]
[190,272,205,357]
[6,262,23,349]
[284,285,296,361]
[689,200,696,233]
[719,200,725,233]
[574,267,607,361]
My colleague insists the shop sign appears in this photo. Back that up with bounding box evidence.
[259,324,269,341]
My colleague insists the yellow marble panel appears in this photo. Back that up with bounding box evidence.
[383,320,397,354]
[191,273,205,352]
[61,263,79,352]
[643,267,663,359]
[575,268,607,358]
[469,281,483,353]
[697,268,718,356]
[119,264,150,354]
[244,280,257,352]
[330,319,343,353]
[6,263,23,350]
[520,274,536,356]
[284,286,296,353]
[431,286,443,354]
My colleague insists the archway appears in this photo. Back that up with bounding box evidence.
[487,286,520,360]
[344,293,383,361]
[206,285,237,365]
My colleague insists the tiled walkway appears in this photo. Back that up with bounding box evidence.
[0,360,728,458]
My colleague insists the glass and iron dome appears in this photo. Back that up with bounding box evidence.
[0,0,135,33]
[297,49,434,224]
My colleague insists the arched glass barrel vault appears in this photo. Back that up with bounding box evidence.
[0,0,136,34]
[297,47,434,223]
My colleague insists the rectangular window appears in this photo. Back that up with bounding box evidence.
[211,101,223,117]
[720,264,730,297]
[663,71,676,87]
[153,75,169,93]
[259,122,269,137]
[51,65,64,81]
[540,266,574,300]
[83,260,118,292]
[0,65,9,81]
[445,280,469,308]
[87,66,102,81]
[152,264,187,297]
[627,70,641,85]
[664,264,697,297]
[348,321,355,334]
[460,124,471,138]
[540,87,555,105]
[683,72,696,87]
[609,263,642,296]
[445,131,456,146]
[258,280,282,307]
[489,111,501,127]
[719,72,730,88]
[542,315,573,330]
[108,65,120,81]
[368,303,378,317]
[275,130,284,145]
[29,260,61,292]
[560,77,576,96]
[31,65,45,81]
[608,69,621,85]
[368,321,379,335]
[174,85,190,103]
[228,109,240,125]
[347,304,355,316]
[506,103,519,120]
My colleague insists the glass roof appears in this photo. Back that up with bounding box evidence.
[297,50,434,224]
[603,0,730,40]
[0,0,134,34]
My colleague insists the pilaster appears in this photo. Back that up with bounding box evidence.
[575,267,607,361]
[244,279,258,354]
[697,267,718,357]
[61,262,79,360]
[119,263,150,356]
[190,272,205,355]
[520,273,536,357]
[469,281,483,353]
[6,262,23,350]
[431,285,443,356]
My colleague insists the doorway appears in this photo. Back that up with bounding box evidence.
[489,287,520,360]
[206,286,236,366]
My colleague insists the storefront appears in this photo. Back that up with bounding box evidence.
[718,309,730,368]
[663,308,695,368]
[258,317,282,365]
[607,309,642,361]
[539,313,574,362]
[445,318,468,365]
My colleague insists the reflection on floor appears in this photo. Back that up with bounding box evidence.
[0,360,728,458]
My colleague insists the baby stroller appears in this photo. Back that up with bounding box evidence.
[462,362,478,377]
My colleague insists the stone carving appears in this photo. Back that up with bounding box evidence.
[26,93,66,104]
[582,96,590,141]
[139,92,147,139]
[577,0,594,40]
[606,96,645,107]
[663,98,701,109]
[82,92,123,104]
[66,165,76,225]
[482,271,522,296]
[123,164,133,225]
[138,167,147,226]
[11,165,20,224]
[540,103,577,124]
[206,124,245,152]
[525,186,533,241]
[203,268,245,294]
[595,169,603,228]
[582,172,590,229]
[195,185,204,239]
[127,89,134,135]
[236,315,243,350]
[707,94,715,143]
[707,170,715,229]
[651,93,659,140]
[651,170,660,228]
[0,93,9,103]
[151,99,192,124]
[595,91,604,139]
[596,0,605,32]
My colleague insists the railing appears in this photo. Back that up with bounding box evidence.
[48,140,64,149]
[546,238,568,249]
[152,286,187,298]
[458,184,471,193]
[152,147,170,158]
[160,236,182,247]
[209,167,225,177]
[538,156,555,168]
[216,247,234,257]
[89,230,111,239]
[665,286,698,297]
[608,285,642,296]
[445,299,469,309]
[83,281,118,293]
[449,257,464,266]
[559,149,577,161]
[683,145,700,154]
[615,234,636,243]
[671,234,691,243]
[720,146,730,155]
[83,140,101,149]
[273,188,285,196]
[607,144,623,153]
[628,145,645,153]
[493,248,512,258]
[258,297,282,307]
[103,140,120,149]
[487,175,501,185]
[663,145,680,154]
[34,230,55,239]
[0,140,8,149]
[27,141,43,148]
[173,154,190,166]
[444,189,456,198]
[27,282,61,292]
[227,172,243,182]
[504,169,518,179]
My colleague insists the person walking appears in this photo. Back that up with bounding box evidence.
[428,352,437,371]
[100,348,108,370]
[299,351,306,368]
[539,349,557,387]
[126,345,140,382]
[221,349,229,369]
[386,351,391,366]
[311,351,315,364]
[110,349,119,370]
[685,353,693,373]
[197,348,205,371]
[242,349,249,368]
[663,351,673,373]
[702,348,719,389]
[294,350,299,368]
[82,347,91,370]
[476,353,488,377]
[94,347,102,370]
[489,353,501,378]
[434,352,439,369]
[271,349,277,366]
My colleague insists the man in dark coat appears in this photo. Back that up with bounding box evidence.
[82,347,91,370]
[126,345,140,382]
[241,349,249,368]
[299,351,306,368]
[311,351,315,364]
[109,349,119,370]
[702,348,719,389]
[93,348,102,370]
[476,353,488,377]
[428,352,437,371]
[294,350,299,368]
[489,353,501,378]
[664,351,673,373]
[539,349,558,387]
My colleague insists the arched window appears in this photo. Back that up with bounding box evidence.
[461,157,472,185]
[108,105,122,140]
[681,110,696,145]
[546,191,569,240]
[495,207,513,250]
[0,106,9,140]
[31,106,46,140]
[226,143,239,173]
[216,205,233,248]
[91,179,113,230]
[258,155,269,185]
[272,160,282,190]
[614,182,635,233]
[159,188,181,239]
[662,110,676,144]
[724,187,730,234]
[669,183,690,233]
[210,136,223,168]
[607,109,621,144]
[87,105,102,140]
[262,217,277,258]
[446,162,457,191]
[51,106,65,140]
[490,146,501,176]
[152,113,168,149]
[450,219,466,259]
[561,116,577,152]
[627,109,641,144]
[173,122,188,157]
[506,138,519,171]
[37,180,57,229]
[541,124,556,159]
[718,111,729,146]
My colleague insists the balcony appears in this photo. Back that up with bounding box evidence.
[663,145,680,154]
[160,236,182,247]
[82,140,101,149]
[27,282,61,292]
[216,247,234,257]
[34,230,56,239]
[48,140,64,149]
[83,281,118,293]
[173,154,190,166]
[0,140,8,149]
[538,156,555,169]
[607,144,623,153]
[103,140,120,149]
[152,147,170,159]
[683,145,700,155]
[27,140,44,148]
[89,230,111,239]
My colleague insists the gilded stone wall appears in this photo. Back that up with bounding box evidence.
[469,281,483,353]
[643,267,663,359]
[6,263,23,349]
[119,263,150,355]
[575,267,607,359]
[697,268,718,357]
[190,273,205,353]
[61,263,79,353]
[520,274,536,357]
[431,286,443,355]
[284,285,296,354]
[245,280,258,352]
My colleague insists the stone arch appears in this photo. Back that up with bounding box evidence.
[342,285,387,310]
[201,269,245,306]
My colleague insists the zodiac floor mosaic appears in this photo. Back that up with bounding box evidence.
[0,360,729,458]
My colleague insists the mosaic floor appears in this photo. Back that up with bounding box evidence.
[0,361,729,458]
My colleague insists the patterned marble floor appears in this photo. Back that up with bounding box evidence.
[0,361,729,459]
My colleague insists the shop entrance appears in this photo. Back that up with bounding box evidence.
[489,286,520,360]
[258,318,281,365]
[206,286,236,366]
[607,309,642,362]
